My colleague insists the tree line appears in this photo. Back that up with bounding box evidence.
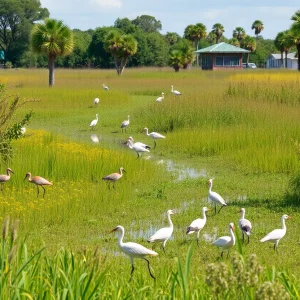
[1,0,300,76]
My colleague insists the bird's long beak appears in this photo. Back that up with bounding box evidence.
[232,225,235,231]
[207,208,211,211]
[11,170,15,174]
[123,169,127,173]
[23,175,27,181]
[171,210,177,214]
[288,216,292,219]
[109,227,117,234]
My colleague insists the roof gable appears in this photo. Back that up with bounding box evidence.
[195,42,250,53]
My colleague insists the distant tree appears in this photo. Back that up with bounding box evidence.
[172,39,195,69]
[228,38,240,47]
[206,32,216,46]
[132,15,162,33]
[274,31,285,68]
[0,0,49,64]
[114,18,137,34]
[31,19,74,86]
[233,27,246,42]
[281,30,294,68]
[169,50,183,72]
[251,20,264,40]
[211,23,225,44]
[290,10,300,71]
[165,32,180,45]
[104,31,137,75]
[241,36,256,66]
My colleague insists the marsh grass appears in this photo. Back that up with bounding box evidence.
[1,68,300,298]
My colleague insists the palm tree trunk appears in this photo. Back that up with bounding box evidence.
[297,44,300,71]
[48,57,55,87]
[196,40,199,67]
[285,50,288,68]
[280,52,284,68]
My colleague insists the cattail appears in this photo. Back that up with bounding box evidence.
[11,220,19,243]
[2,217,10,240]
[8,245,17,264]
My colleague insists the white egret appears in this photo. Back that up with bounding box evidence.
[103,84,109,90]
[171,85,182,96]
[102,167,126,189]
[238,208,252,244]
[147,209,176,253]
[90,114,98,130]
[24,172,52,198]
[156,92,164,102]
[121,115,130,133]
[125,137,150,158]
[212,222,235,258]
[21,127,26,135]
[94,97,100,106]
[208,178,227,214]
[110,225,158,279]
[142,127,165,148]
[186,207,210,245]
[260,214,290,253]
[0,168,14,192]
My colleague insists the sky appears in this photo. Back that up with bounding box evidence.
[40,0,299,39]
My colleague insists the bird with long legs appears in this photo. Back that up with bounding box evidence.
[186,207,210,245]
[0,168,14,192]
[121,115,130,133]
[142,127,165,148]
[238,208,252,244]
[208,178,227,214]
[110,225,158,280]
[212,223,235,258]
[24,172,52,198]
[102,167,126,189]
[103,84,109,91]
[125,137,150,158]
[147,209,176,254]
[90,114,98,130]
[171,85,182,96]
[94,97,99,106]
[156,92,164,102]
[260,214,290,253]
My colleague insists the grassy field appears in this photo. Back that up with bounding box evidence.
[1,68,300,298]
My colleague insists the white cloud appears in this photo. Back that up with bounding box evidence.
[89,0,122,9]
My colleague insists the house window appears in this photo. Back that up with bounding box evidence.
[215,56,240,66]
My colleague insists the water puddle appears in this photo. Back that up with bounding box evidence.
[203,227,219,242]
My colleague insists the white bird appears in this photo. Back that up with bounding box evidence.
[125,137,150,158]
[94,97,100,106]
[147,209,176,253]
[260,214,290,253]
[21,127,26,135]
[121,115,130,133]
[0,168,14,192]
[90,134,99,143]
[24,172,52,198]
[110,225,158,279]
[208,178,227,214]
[102,167,126,189]
[186,207,210,245]
[103,84,109,91]
[142,127,165,148]
[156,92,164,102]
[238,208,252,244]
[90,114,98,130]
[171,85,182,96]
[212,222,235,258]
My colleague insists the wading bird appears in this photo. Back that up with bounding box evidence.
[212,222,235,258]
[156,92,164,102]
[94,97,100,106]
[121,115,130,133]
[147,209,176,254]
[186,207,210,245]
[110,225,158,280]
[208,178,227,214]
[238,208,252,244]
[21,127,26,135]
[260,214,290,253]
[0,168,14,192]
[171,85,182,96]
[103,84,109,91]
[90,114,98,130]
[102,167,126,189]
[24,172,52,198]
[125,137,150,158]
[142,127,165,148]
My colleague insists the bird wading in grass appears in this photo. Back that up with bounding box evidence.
[102,167,126,189]
[208,178,227,214]
[142,127,165,148]
[90,114,98,130]
[24,172,52,198]
[0,168,14,192]
[238,208,252,244]
[212,222,235,258]
[171,85,182,96]
[121,115,130,133]
[125,136,150,158]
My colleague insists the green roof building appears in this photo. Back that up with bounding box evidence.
[195,42,250,70]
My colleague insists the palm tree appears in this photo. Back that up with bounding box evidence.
[233,27,246,42]
[180,42,195,69]
[281,30,294,68]
[251,20,264,40]
[274,32,285,68]
[228,38,240,47]
[104,31,137,75]
[31,19,74,87]
[241,36,256,67]
[168,50,183,72]
[211,23,225,44]
[206,31,216,46]
[290,10,300,71]
[184,23,207,66]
